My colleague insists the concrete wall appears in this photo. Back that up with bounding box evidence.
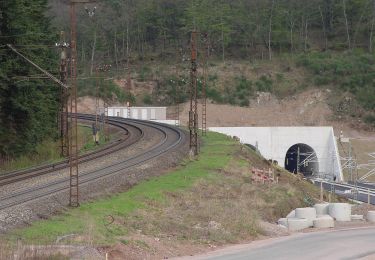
[209,127,343,182]
[108,107,167,120]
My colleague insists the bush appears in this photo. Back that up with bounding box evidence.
[255,75,273,92]
[142,94,152,105]
[297,51,375,121]
[139,66,152,81]
[364,114,375,126]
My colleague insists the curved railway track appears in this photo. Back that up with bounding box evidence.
[0,115,186,210]
[0,114,144,187]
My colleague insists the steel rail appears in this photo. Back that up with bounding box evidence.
[0,117,186,210]
[0,114,144,186]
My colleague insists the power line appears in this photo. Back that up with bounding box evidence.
[0,32,51,38]
[7,44,69,89]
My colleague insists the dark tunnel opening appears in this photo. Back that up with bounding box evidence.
[284,143,319,177]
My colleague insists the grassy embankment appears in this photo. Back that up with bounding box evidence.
[0,125,108,174]
[3,132,330,253]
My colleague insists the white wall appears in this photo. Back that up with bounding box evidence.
[209,127,343,182]
[107,107,167,120]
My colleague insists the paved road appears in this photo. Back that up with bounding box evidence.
[183,227,375,260]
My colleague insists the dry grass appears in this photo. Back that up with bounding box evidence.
[122,146,321,246]
[3,132,336,259]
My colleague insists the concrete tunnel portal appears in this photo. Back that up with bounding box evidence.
[208,127,343,182]
[285,143,319,177]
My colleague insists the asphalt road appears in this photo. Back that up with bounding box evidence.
[317,181,375,205]
[184,227,375,260]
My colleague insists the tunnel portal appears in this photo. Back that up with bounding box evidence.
[284,143,319,177]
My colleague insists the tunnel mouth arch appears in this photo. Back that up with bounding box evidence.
[284,143,319,177]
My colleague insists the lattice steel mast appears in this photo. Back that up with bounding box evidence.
[57,31,70,157]
[201,33,209,136]
[189,31,199,156]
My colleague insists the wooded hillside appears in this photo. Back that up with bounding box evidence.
[1,0,375,158]
[50,0,375,66]
[0,0,58,157]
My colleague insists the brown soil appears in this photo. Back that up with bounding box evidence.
[176,88,375,181]
[179,88,372,139]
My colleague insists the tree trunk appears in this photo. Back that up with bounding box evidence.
[81,43,85,70]
[342,0,351,49]
[319,5,328,50]
[303,16,309,52]
[370,0,375,52]
[122,29,125,59]
[126,19,130,69]
[90,29,97,76]
[290,23,294,53]
[221,15,225,64]
[114,30,119,78]
[353,6,367,48]
[268,0,275,60]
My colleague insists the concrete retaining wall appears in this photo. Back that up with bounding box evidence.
[209,127,343,181]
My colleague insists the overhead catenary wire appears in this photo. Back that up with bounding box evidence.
[7,44,69,89]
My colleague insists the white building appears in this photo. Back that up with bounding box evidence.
[108,107,167,120]
[209,127,343,182]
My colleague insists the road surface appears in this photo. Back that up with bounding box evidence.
[180,227,375,260]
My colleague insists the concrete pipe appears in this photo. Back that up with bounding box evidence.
[367,211,375,223]
[277,218,288,227]
[313,216,334,228]
[295,208,317,227]
[328,203,351,221]
[286,218,310,231]
[314,203,329,215]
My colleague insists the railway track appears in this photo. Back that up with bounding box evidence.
[314,179,375,205]
[0,115,186,210]
[0,114,143,187]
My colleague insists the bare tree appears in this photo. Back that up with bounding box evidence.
[342,0,351,49]
[268,0,275,60]
[90,28,97,76]
[370,0,375,52]
[319,5,328,50]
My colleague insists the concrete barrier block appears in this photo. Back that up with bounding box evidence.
[277,218,288,227]
[286,218,311,231]
[295,207,317,227]
[328,203,351,221]
[313,216,334,228]
[286,210,295,218]
[367,211,375,223]
[314,203,329,215]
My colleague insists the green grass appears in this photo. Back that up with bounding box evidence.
[8,132,237,244]
[0,126,97,174]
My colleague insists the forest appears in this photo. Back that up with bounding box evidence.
[1,0,375,157]
[49,0,375,64]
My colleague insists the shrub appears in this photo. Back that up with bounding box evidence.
[255,75,273,92]
[297,51,375,121]
[142,94,152,105]
[364,114,375,126]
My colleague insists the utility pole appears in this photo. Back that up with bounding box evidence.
[94,66,100,144]
[56,31,70,157]
[103,64,111,141]
[96,64,111,141]
[69,0,97,208]
[349,141,353,182]
[69,1,79,207]
[201,33,209,136]
[189,31,199,156]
